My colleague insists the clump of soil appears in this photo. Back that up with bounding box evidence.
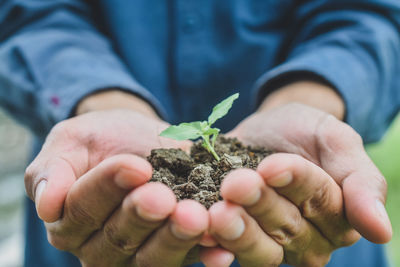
[148,136,272,208]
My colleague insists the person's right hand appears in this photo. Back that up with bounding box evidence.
[24,108,215,267]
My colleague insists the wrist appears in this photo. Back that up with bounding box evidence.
[258,81,345,120]
[75,89,160,119]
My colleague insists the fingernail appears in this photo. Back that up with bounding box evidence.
[35,180,47,211]
[376,200,392,229]
[115,169,143,189]
[170,223,202,240]
[241,188,261,206]
[218,216,245,241]
[268,171,292,187]
[136,204,166,222]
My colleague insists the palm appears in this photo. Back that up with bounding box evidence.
[228,103,391,244]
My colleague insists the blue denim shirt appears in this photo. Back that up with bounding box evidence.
[0,0,399,266]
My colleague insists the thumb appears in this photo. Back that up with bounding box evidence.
[25,157,77,223]
[317,116,392,243]
[342,167,392,244]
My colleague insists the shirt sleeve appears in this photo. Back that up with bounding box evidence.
[254,0,400,143]
[0,0,166,138]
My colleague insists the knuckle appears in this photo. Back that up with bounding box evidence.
[286,211,304,238]
[271,211,304,246]
[66,201,101,229]
[269,229,290,245]
[300,183,331,219]
[103,223,136,255]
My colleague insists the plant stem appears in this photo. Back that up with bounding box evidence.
[202,135,220,161]
[211,132,218,148]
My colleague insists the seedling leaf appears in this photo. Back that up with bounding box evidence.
[159,92,239,161]
[208,93,239,126]
[160,121,203,140]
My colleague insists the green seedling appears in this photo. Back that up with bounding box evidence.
[160,93,239,161]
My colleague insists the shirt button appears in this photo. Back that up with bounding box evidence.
[182,14,202,33]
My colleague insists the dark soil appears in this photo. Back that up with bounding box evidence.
[148,136,272,208]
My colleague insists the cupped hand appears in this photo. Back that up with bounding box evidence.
[25,109,189,222]
[209,154,360,266]
[24,109,217,266]
[227,103,391,244]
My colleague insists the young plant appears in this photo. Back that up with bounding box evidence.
[160,93,239,161]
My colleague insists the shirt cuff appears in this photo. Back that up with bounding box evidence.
[252,49,380,143]
[39,72,168,132]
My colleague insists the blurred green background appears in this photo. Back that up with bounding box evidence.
[367,113,400,266]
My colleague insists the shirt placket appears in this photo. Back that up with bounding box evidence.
[174,0,208,122]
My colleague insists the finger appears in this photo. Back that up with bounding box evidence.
[220,169,333,266]
[199,231,218,247]
[45,154,152,251]
[199,247,235,267]
[257,153,360,247]
[316,116,392,243]
[25,157,78,222]
[24,122,90,222]
[221,168,305,243]
[342,169,391,244]
[209,201,283,267]
[77,182,176,265]
[134,200,209,267]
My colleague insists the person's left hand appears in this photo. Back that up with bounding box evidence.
[209,154,357,266]
[207,103,391,266]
